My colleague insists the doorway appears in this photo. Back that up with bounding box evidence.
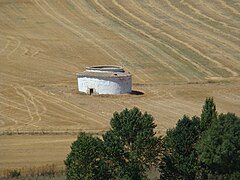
[89,88,94,95]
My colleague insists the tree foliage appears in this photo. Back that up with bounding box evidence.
[64,133,111,180]
[159,115,201,180]
[200,97,217,132]
[65,98,240,180]
[65,107,162,180]
[160,97,240,180]
[104,107,162,179]
[197,113,240,178]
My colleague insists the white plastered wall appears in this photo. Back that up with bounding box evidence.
[77,76,132,94]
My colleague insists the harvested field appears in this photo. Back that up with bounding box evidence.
[0,0,240,174]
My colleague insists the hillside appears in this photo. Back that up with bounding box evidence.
[0,0,239,173]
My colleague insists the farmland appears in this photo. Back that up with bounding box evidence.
[0,0,240,174]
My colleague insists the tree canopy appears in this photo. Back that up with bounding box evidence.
[65,107,162,180]
[197,113,240,178]
[65,98,240,180]
[104,107,162,179]
[159,115,201,180]
[200,97,217,132]
[64,132,110,180]
[159,97,240,180]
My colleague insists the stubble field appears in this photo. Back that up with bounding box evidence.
[0,0,240,174]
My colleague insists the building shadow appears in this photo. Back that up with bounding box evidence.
[130,90,144,96]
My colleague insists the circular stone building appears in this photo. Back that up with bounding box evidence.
[77,65,132,95]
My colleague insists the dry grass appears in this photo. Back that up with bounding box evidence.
[0,0,239,172]
[0,164,65,179]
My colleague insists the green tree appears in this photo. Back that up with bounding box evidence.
[159,115,201,180]
[159,97,217,179]
[159,98,240,180]
[103,107,162,179]
[200,97,217,132]
[196,113,240,178]
[65,107,162,180]
[64,132,111,180]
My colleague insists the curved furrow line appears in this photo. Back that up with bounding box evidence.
[218,0,240,16]
[136,0,240,61]
[72,0,194,81]
[0,94,26,109]
[138,1,240,76]
[26,86,107,125]
[106,0,237,76]
[31,95,47,116]
[31,50,40,58]
[0,39,10,54]
[126,98,174,121]
[220,0,240,15]
[181,0,240,34]
[219,94,240,105]
[0,114,18,126]
[146,90,200,114]
[33,0,147,83]
[141,99,185,117]
[144,84,199,112]
[70,0,151,79]
[199,0,240,27]
[0,100,32,128]
[147,0,240,51]
[21,47,29,56]
[92,0,219,79]
[0,35,21,57]
[57,0,152,83]
[91,1,198,81]
[176,0,240,39]
[64,1,153,83]
[22,45,43,58]
[0,101,32,115]
[14,87,39,128]
[128,99,179,129]
[33,0,120,65]
[35,98,96,127]
[35,108,87,127]
[163,0,240,44]
[71,0,181,82]
[76,0,194,81]
[6,38,21,59]
[117,32,195,81]
[209,0,240,17]
[128,0,240,78]
[15,86,42,127]
[47,0,144,83]
[111,0,204,80]
[0,72,35,83]
[214,89,240,104]
[15,87,34,126]
[20,87,43,126]
[111,0,238,77]
[32,94,105,126]
[162,98,200,114]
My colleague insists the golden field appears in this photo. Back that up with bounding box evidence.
[0,0,240,173]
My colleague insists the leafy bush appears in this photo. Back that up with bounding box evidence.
[8,169,21,178]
